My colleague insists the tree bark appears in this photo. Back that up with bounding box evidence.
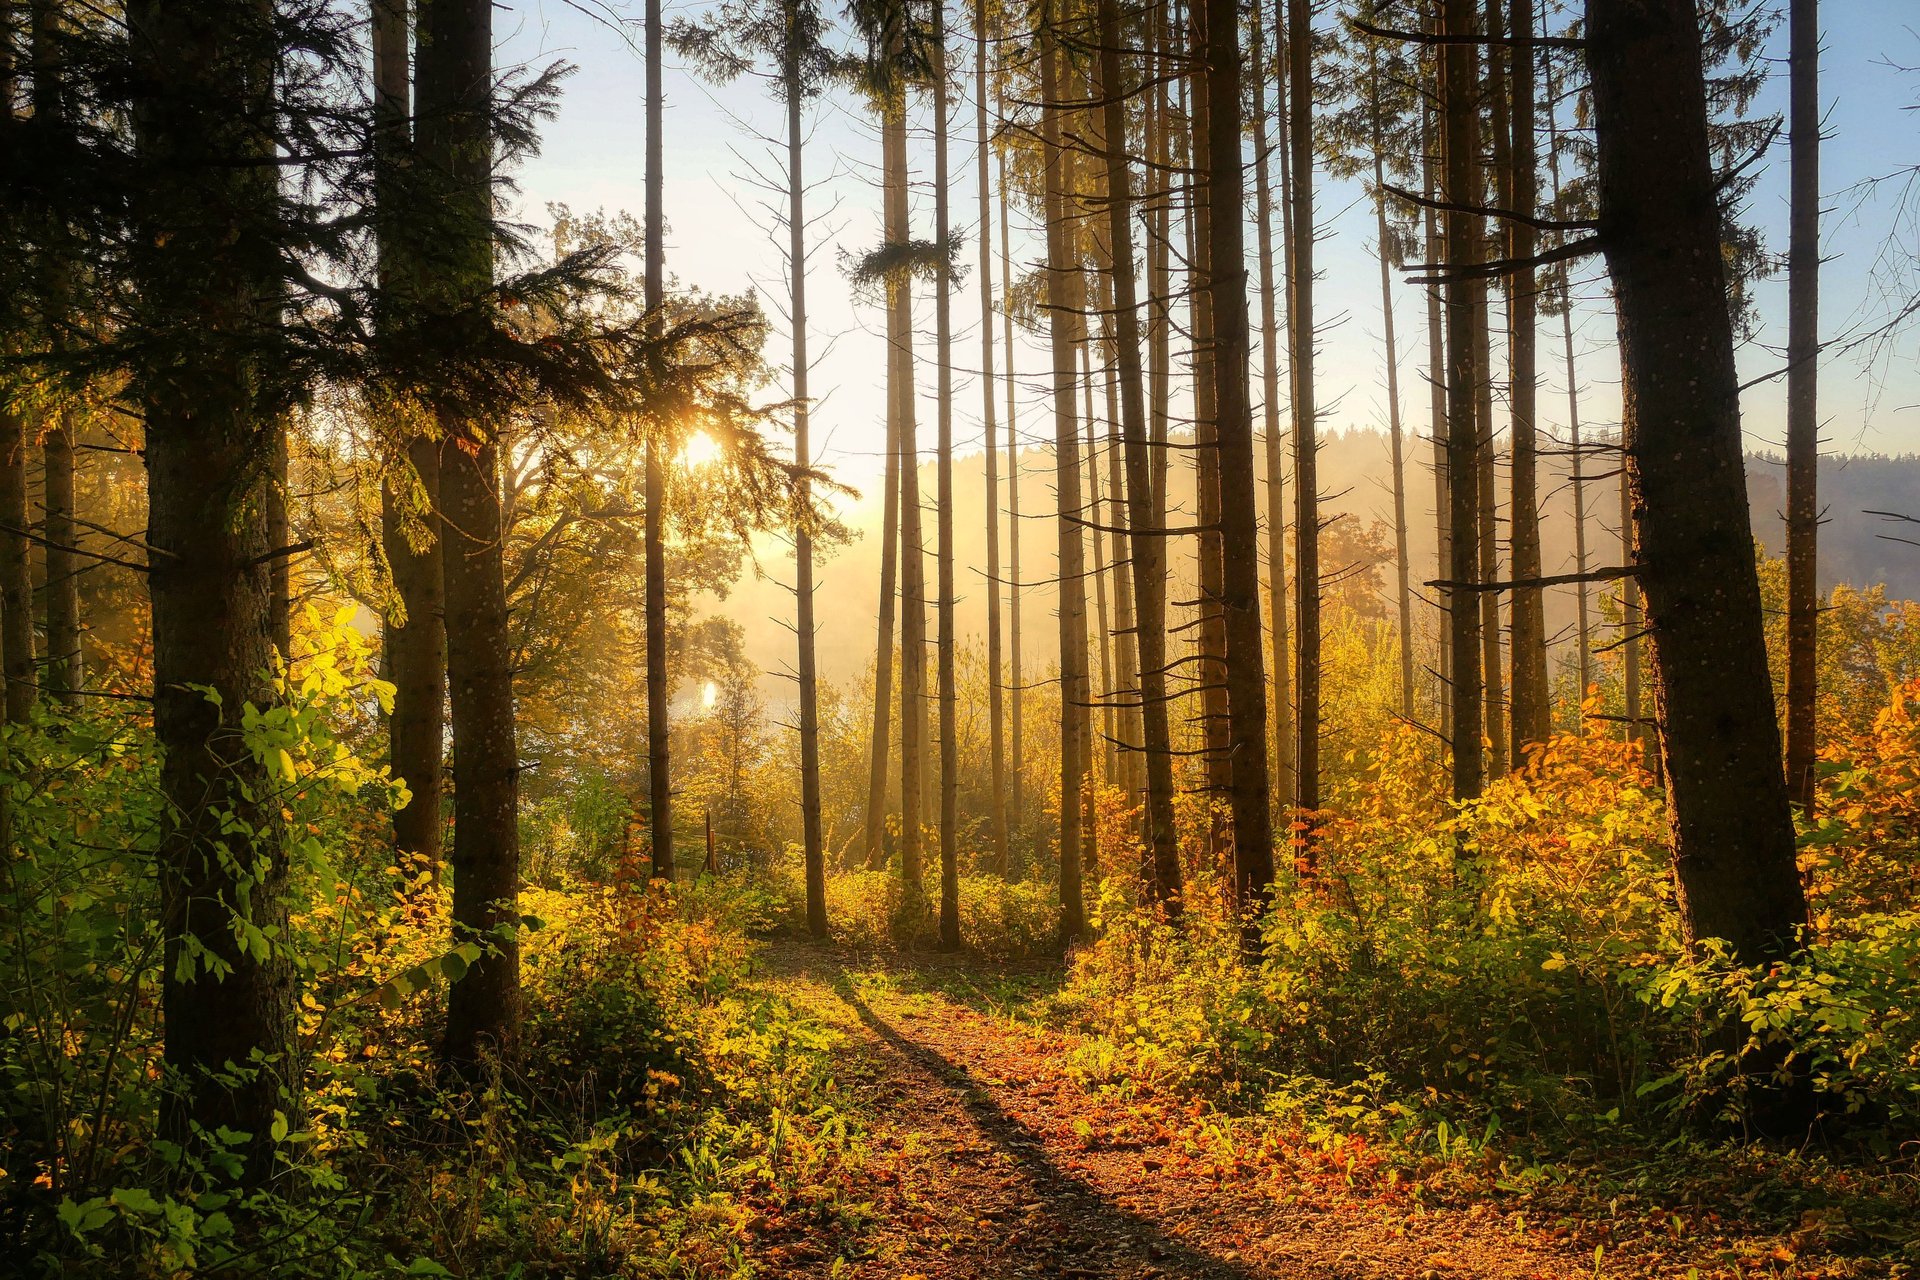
[643,0,674,881]
[1441,0,1484,800]
[1094,0,1181,915]
[788,32,826,941]
[1587,0,1809,973]
[1369,50,1416,724]
[1252,0,1296,810]
[418,0,522,1065]
[1288,0,1320,831]
[861,363,900,870]
[374,0,447,871]
[1504,0,1550,760]
[997,82,1024,855]
[1216,0,1275,937]
[976,0,1009,878]
[1187,0,1229,851]
[932,0,960,951]
[0,404,30,722]
[32,0,80,704]
[889,94,929,912]
[129,0,292,1176]
[1783,0,1819,811]
[42,407,80,701]
[1040,8,1087,944]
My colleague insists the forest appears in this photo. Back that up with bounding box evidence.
[1,0,1918,1275]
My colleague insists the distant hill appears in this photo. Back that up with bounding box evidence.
[709,432,1920,691]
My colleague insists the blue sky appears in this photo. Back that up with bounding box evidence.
[495,0,1920,491]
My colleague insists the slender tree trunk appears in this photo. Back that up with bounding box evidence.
[891,96,929,912]
[976,0,1009,877]
[0,7,28,725]
[1095,0,1180,914]
[1620,436,1646,760]
[1100,318,1142,808]
[42,407,79,701]
[1213,0,1275,938]
[374,0,447,870]
[1504,0,1549,760]
[1082,341,1116,793]
[861,377,900,871]
[1187,0,1230,850]
[1784,0,1820,810]
[1146,2,1173,526]
[1040,6,1087,943]
[0,404,30,722]
[1423,100,1451,737]
[643,0,674,881]
[1284,0,1316,845]
[1587,0,1809,975]
[31,0,79,703]
[932,0,961,951]
[1563,276,1592,710]
[997,88,1024,854]
[1252,0,1296,809]
[130,0,291,1176]
[1545,75,1592,713]
[1368,54,1415,723]
[419,0,521,1065]
[788,40,826,941]
[1477,6,1506,782]
[1441,0,1484,800]
[266,421,291,657]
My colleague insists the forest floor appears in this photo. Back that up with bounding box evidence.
[742,941,1626,1280]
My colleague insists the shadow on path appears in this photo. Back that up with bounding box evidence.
[820,962,1335,1280]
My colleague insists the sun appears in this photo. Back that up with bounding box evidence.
[701,680,718,710]
[682,431,723,469]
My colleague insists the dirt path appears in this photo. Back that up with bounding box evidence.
[753,941,1600,1280]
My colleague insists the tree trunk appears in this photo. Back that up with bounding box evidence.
[997,83,1024,855]
[889,95,929,912]
[1284,0,1317,847]
[861,368,900,870]
[1252,0,1296,810]
[374,0,447,870]
[1563,276,1593,712]
[1094,0,1181,915]
[0,404,30,722]
[1187,0,1229,853]
[418,0,522,1065]
[1423,102,1451,738]
[1215,0,1275,939]
[1545,73,1592,713]
[31,0,80,704]
[1587,0,1809,971]
[976,0,1009,878]
[1082,341,1116,794]
[788,38,826,941]
[1783,0,1819,811]
[129,0,292,1177]
[0,4,29,725]
[1369,53,1415,724]
[1503,0,1549,761]
[643,0,674,881]
[1477,7,1507,782]
[932,0,960,951]
[42,407,80,701]
[266,421,291,656]
[1440,0,1484,800]
[1040,8,1087,944]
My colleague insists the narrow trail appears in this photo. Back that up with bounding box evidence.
[753,940,1599,1280]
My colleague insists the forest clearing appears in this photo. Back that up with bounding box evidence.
[3,0,1920,1275]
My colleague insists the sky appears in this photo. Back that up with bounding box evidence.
[495,0,1920,491]
[486,0,1919,690]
